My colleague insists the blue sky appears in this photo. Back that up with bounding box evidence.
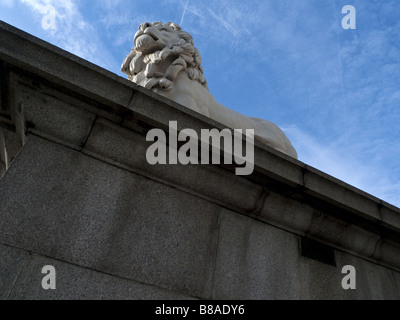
[1,0,399,207]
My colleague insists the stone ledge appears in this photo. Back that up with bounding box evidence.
[304,165,382,222]
[381,201,400,231]
[20,83,96,148]
[0,21,134,109]
[257,189,400,272]
[83,117,266,214]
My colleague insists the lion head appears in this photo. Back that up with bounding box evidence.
[121,22,208,92]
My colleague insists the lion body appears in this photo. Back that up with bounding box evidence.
[122,22,298,159]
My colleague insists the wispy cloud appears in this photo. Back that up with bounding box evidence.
[8,0,118,71]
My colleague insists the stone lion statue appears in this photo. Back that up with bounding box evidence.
[121,22,298,159]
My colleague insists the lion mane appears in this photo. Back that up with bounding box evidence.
[121,22,208,92]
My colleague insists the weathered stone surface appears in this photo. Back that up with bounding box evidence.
[1,20,400,300]
[304,165,381,221]
[372,240,400,268]
[213,209,302,299]
[19,84,95,147]
[259,190,314,234]
[259,190,381,258]
[84,117,265,213]
[335,252,400,300]
[0,21,134,109]
[392,270,400,296]
[213,210,400,300]
[0,135,220,299]
[297,250,400,300]
[8,254,194,300]
[0,129,7,177]
[1,128,20,162]
[212,210,353,300]
[252,146,304,187]
[0,244,29,299]
[381,201,400,231]
[307,212,380,257]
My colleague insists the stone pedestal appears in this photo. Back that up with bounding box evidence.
[1,21,400,299]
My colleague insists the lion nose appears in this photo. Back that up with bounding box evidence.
[139,22,152,31]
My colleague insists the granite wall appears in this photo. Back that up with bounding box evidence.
[1,21,400,300]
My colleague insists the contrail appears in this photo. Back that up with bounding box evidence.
[180,0,190,27]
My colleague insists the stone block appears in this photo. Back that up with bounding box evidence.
[0,21,134,109]
[2,126,21,157]
[296,250,400,300]
[212,210,340,300]
[259,189,380,259]
[296,253,344,300]
[212,209,400,299]
[19,84,95,147]
[307,211,380,257]
[334,252,400,300]
[83,118,265,213]
[213,209,303,299]
[0,129,7,172]
[0,244,29,299]
[253,146,305,187]
[372,240,400,268]
[258,190,314,234]
[392,270,400,296]
[304,165,381,221]
[381,201,400,231]
[8,254,194,300]
[0,135,220,299]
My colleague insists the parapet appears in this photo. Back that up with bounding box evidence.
[1,21,399,299]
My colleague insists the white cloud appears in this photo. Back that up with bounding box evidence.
[14,0,117,71]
